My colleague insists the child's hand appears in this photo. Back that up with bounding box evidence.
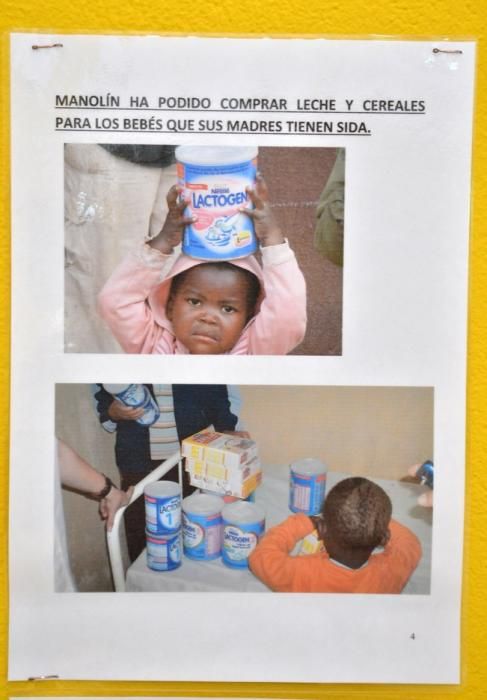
[108,400,145,422]
[149,184,197,254]
[240,174,284,247]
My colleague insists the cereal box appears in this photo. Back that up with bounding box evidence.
[182,430,259,468]
[185,455,262,499]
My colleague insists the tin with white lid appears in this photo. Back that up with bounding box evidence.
[103,383,160,427]
[221,500,265,568]
[176,145,258,260]
[182,492,224,561]
[289,458,328,516]
[144,480,181,535]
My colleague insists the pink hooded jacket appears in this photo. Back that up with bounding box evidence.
[97,241,307,355]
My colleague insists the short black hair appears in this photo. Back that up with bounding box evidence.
[168,262,261,321]
[323,477,392,549]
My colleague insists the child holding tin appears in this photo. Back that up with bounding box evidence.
[249,477,422,593]
[97,175,307,355]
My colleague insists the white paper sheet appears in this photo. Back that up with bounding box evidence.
[9,33,475,683]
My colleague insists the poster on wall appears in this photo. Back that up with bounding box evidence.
[9,33,475,683]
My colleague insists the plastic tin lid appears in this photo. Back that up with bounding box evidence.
[290,458,327,476]
[103,383,131,394]
[175,145,258,166]
[144,481,181,498]
[182,492,224,515]
[222,499,265,524]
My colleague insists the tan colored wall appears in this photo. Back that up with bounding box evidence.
[240,386,433,479]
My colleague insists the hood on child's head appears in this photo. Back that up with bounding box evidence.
[147,253,265,328]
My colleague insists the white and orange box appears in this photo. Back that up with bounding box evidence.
[182,430,259,468]
[182,430,262,498]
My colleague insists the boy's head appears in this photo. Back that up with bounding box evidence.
[321,477,392,568]
[166,262,261,354]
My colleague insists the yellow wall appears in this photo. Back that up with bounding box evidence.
[1,3,486,700]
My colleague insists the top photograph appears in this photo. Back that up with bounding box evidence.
[64,143,344,355]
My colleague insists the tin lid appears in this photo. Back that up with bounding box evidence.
[144,480,181,498]
[222,499,265,524]
[182,492,224,515]
[103,383,131,394]
[175,145,258,166]
[290,458,327,476]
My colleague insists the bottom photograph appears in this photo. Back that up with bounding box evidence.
[55,383,433,594]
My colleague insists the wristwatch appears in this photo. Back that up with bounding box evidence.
[94,475,114,500]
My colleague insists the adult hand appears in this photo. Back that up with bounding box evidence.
[99,485,134,531]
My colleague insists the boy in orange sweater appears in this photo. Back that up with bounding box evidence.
[249,477,421,593]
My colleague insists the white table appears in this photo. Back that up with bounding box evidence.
[125,466,432,593]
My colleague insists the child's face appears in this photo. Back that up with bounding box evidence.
[166,265,253,354]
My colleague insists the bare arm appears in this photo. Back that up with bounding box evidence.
[57,440,133,531]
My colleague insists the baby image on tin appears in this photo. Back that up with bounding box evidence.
[56,383,432,594]
[64,143,344,355]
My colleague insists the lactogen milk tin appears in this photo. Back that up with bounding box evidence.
[289,458,327,516]
[103,383,160,427]
[182,493,224,561]
[221,501,265,568]
[144,481,181,535]
[176,145,258,260]
[146,530,182,571]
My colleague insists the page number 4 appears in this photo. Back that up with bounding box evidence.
[410,633,416,640]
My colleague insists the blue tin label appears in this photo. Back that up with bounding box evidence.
[222,518,264,568]
[289,470,327,515]
[109,384,160,426]
[135,389,161,426]
[178,158,258,260]
[145,493,181,535]
[146,530,182,571]
[182,511,222,560]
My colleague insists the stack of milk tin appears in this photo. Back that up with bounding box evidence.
[144,481,182,571]
[143,479,265,570]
